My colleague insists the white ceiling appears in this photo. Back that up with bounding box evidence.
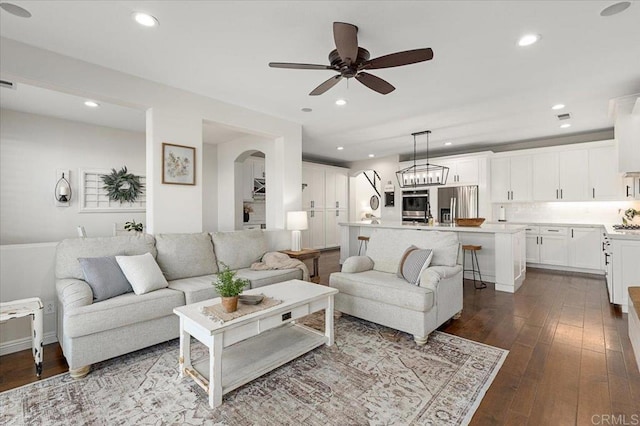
[1,1,639,163]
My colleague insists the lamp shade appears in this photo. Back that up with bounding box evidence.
[287,211,308,231]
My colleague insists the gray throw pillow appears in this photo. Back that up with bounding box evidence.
[397,246,434,285]
[78,256,133,302]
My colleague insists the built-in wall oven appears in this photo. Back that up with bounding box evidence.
[402,190,430,222]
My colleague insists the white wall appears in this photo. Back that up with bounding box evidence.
[353,172,381,220]
[0,109,146,244]
[202,143,218,232]
[348,155,402,222]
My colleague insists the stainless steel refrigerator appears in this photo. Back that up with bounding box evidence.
[437,185,479,223]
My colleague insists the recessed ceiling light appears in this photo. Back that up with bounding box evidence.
[560,123,571,129]
[368,154,375,158]
[337,146,344,151]
[518,34,540,47]
[84,101,100,108]
[132,12,159,27]
[335,99,347,106]
[301,107,312,112]
[444,142,452,146]
[551,104,565,110]
[0,2,32,18]
[600,2,631,17]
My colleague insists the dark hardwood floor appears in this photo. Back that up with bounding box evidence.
[2,249,639,426]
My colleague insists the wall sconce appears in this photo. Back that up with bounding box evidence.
[55,169,71,207]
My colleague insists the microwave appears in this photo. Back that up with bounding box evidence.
[402,190,430,222]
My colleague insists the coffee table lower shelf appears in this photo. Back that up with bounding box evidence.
[187,323,326,400]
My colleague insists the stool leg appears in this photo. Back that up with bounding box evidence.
[358,240,363,256]
[473,251,487,290]
[32,307,44,376]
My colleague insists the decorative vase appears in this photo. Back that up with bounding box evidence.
[243,212,250,222]
[221,296,239,313]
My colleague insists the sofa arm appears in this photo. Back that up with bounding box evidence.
[56,278,93,311]
[420,265,463,291]
[341,256,374,273]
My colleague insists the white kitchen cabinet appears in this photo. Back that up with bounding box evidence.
[325,169,348,209]
[325,209,347,248]
[616,112,640,174]
[525,226,540,263]
[490,155,532,202]
[589,145,623,200]
[624,176,640,200]
[538,227,568,266]
[253,158,265,179]
[437,157,479,185]
[302,164,326,209]
[301,210,325,250]
[532,150,589,201]
[611,238,640,313]
[242,160,254,201]
[568,227,602,270]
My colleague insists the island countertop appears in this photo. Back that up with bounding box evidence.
[339,221,527,234]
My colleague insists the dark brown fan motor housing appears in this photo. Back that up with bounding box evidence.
[269,22,434,96]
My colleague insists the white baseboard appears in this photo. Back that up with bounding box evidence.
[0,331,58,356]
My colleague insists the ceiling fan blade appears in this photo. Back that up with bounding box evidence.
[269,62,334,70]
[362,48,434,70]
[355,72,395,95]
[333,22,359,65]
[309,75,343,96]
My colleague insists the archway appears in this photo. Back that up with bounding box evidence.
[235,150,266,230]
[350,169,383,222]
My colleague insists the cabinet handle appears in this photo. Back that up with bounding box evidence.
[547,229,560,232]
[310,211,315,218]
[556,189,559,199]
[311,200,314,208]
[592,188,595,199]
[602,241,605,251]
[336,210,339,217]
[604,253,609,265]
[536,236,539,244]
[560,189,563,199]
[540,236,543,244]
[627,185,632,197]
[336,201,339,208]
[571,229,574,238]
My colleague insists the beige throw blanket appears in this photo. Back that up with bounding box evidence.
[250,252,310,281]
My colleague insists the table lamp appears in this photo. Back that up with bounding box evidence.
[287,211,308,252]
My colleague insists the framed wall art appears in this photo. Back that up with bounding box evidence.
[162,143,195,185]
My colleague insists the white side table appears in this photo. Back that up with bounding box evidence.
[0,297,44,376]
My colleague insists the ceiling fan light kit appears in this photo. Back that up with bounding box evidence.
[269,22,434,96]
[396,130,449,188]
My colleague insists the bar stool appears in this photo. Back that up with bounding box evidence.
[462,245,487,289]
[357,236,370,255]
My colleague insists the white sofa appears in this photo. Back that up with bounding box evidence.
[329,228,463,345]
[55,229,300,377]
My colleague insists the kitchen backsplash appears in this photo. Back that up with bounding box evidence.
[492,201,640,224]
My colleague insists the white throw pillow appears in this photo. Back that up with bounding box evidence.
[115,252,168,295]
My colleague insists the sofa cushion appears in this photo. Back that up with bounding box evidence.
[366,229,459,273]
[235,267,302,289]
[329,270,434,312]
[64,288,184,338]
[211,229,268,270]
[56,234,157,280]
[420,265,464,291]
[342,256,374,273]
[155,233,218,280]
[116,253,168,295]
[78,256,133,302]
[168,274,219,305]
[399,248,434,285]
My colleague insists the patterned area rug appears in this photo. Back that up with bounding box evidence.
[1,315,507,425]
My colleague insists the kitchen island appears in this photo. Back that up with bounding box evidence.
[339,221,527,293]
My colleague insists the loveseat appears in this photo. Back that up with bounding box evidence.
[55,229,301,377]
[329,228,463,345]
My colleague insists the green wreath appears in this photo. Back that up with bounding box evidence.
[101,167,144,203]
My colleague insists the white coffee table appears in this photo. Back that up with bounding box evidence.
[173,280,338,408]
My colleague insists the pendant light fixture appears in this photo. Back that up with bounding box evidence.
[396,130,449,188]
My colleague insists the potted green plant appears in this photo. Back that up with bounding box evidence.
[124,220,144,233]
[213,263,249,313]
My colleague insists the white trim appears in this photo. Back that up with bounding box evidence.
[0,331,57,356]
[526,263,605,275]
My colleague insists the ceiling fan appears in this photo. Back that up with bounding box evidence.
[268,22,434,96]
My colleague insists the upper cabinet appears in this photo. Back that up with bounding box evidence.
[490,155,532,202]
[532,150,589,201]
[589,145,623,200]
[325,168,348,209]
[616,109,640,173]
[438,157,479,185]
